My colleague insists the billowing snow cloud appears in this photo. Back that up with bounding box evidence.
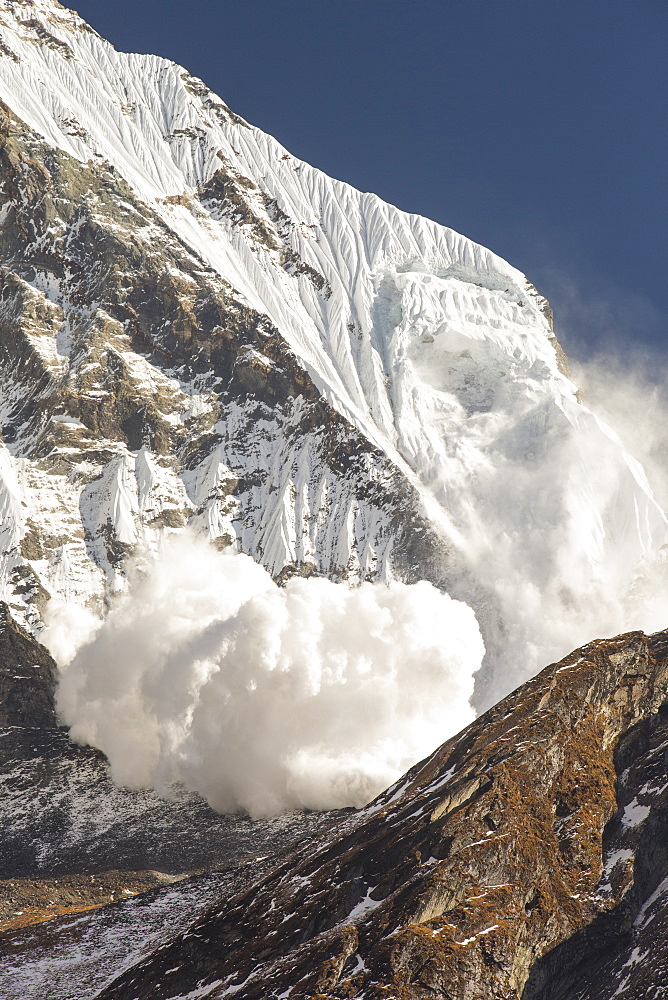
[48,534,484,817]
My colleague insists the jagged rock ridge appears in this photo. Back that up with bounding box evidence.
[91,628,668,1000]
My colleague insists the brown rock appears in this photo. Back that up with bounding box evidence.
[0,602,57,729]
[95,629,668,999]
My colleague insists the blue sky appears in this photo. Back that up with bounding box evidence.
[73,0,666,364]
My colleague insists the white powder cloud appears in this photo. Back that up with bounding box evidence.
[48,534,484,817]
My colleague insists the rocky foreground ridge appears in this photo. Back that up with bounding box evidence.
[1,606,666,998]
[89,628,668,1000]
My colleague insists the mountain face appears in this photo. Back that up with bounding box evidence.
[0,0,666,711]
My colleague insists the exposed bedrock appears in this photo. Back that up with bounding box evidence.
[95,629,668,1000]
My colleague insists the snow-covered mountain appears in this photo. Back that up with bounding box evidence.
[0,0,666,709]
[2,9,668,992]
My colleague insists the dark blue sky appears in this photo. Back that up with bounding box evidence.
[73,0,667,364]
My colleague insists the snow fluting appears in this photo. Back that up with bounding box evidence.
[49,534,483,816]
[0,0,666,815]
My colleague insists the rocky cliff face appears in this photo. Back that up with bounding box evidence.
[0,0,665,707]
[0,599,56,727]
[0,93,425,624]
[91,629,668,1000]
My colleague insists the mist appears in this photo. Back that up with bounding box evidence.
[48,536,484,817]
[571,352,668,515]
[449,383,668,708]
[464,279,668,698]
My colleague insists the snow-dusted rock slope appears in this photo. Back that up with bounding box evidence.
[0,0,666,705]
[85,628,668,1000]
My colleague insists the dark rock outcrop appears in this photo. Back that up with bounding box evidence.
[521,630,668,1000]
[95,629,668,999]
[0,601,57,728]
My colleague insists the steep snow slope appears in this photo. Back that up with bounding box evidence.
[0,0,666,705]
